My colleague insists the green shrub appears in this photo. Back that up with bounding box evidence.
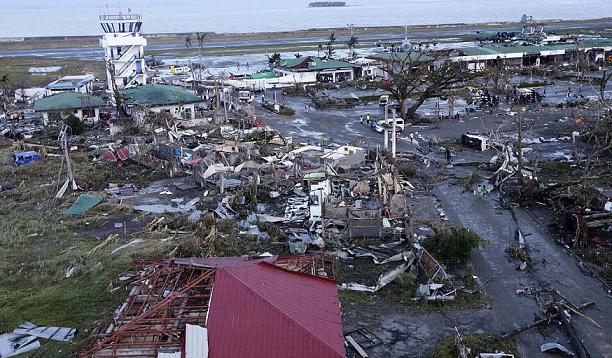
[65,114,85,135]
[261,102,295,116]
[423,227,482,265]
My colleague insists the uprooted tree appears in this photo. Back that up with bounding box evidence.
[380,52,468,119]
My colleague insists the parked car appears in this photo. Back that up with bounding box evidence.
[14,151,43,166]
[374,118,405,133]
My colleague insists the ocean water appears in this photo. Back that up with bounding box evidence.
[1,0,611,38]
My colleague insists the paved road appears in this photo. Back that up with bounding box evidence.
[435,182,612,357]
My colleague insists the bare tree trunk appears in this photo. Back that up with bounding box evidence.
[406,95,429,119]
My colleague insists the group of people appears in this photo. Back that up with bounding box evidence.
[359,114,375,129]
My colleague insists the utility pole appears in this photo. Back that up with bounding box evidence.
[55,125,78,199]
[391,109,397,158]
[383,103,389,149]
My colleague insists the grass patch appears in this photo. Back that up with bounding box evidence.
[432,334,520,358]
[0,56,105,88]
[313,97,357,109]
[0,144,172,356]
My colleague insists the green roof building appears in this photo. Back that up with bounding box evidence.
[276,56,361,83]
[120,84,203,122]
[34,91,107,124]
[453,38,612,71]
[121,84,202,107]
[368,52,434,63]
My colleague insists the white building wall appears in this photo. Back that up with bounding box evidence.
[129,103,198,125]
[101,32,148,91]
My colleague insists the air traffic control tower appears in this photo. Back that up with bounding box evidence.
[99,12,147,92]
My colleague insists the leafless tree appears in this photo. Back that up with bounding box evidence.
[380,52,468,118]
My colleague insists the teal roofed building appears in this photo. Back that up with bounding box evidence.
[368,52,434,63]
[452,38,612,71]
[120,84,204,123]
[276,56,361,83]
[34,91,107,124]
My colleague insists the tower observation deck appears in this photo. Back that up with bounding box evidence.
[99,12,147,92]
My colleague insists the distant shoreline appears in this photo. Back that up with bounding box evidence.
[0,17,610,53]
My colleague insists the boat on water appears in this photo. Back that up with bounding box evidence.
[308,2,347,8]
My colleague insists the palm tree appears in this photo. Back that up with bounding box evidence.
[267,53,282,68]
[184,35,194,86]
[326,33,336,59]
[195,32,207,81]
[347,35,359,58]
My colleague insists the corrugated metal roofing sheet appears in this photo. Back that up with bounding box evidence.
[63,194,104,216]
[207,262,345,358]
[185,325,208,358]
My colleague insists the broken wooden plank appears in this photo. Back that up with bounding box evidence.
[345,335,369,358]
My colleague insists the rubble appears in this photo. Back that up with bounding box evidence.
[1,12,611,358]
[0,322,76,358]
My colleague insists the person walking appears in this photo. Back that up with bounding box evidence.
[445,147,452,165]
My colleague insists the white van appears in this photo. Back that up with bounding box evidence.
[461,133,490,151]
[374,117,405,133]
[379,95,389,106]
[238,90,254,103]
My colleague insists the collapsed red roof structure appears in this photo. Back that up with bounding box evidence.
[80,254,343,358]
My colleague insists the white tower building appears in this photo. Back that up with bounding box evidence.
[99,13,147,92]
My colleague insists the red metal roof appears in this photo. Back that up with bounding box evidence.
[207,262,345,358]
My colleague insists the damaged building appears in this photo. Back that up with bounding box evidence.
[81,255,344,358]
